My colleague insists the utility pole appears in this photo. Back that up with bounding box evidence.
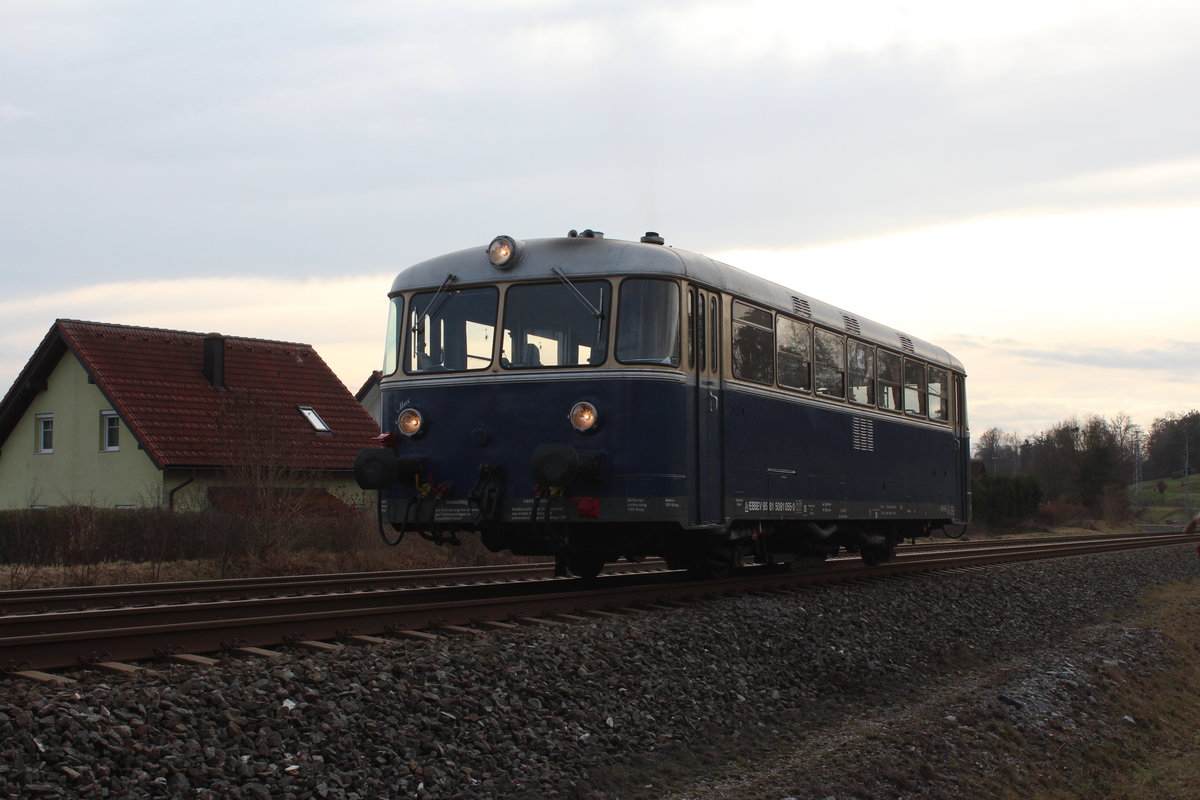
[1133,431,1142,508]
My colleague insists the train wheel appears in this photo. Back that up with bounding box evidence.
[567,553,605,580]
[688,543,738,580]
[860,541,896,566]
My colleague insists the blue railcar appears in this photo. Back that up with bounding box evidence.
[355,230,970,578]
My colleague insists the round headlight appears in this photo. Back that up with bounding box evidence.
[487,235,520,269]
[397,407,425,438]
[569,401,599,433]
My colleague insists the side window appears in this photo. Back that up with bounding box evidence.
[776,316,811,391]
[101,411,120,451]
[878,351,902,412]
[731,300,773,385]
[848,341,875,406]
[955,375,967,427]
[813,329,845,399]
[710,296,720,372]
[383,296,402,376]
[687,290,696,369]
[904,359,927,417]
[35,414,53,453]
[928,366,950,422]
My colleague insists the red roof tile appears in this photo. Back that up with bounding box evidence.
[1,320,380,470]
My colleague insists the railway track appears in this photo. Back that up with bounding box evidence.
[3,529,1196,676]
[0,559,669,616]
[0,530,1148,616]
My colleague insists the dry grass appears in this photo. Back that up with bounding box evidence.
[1002,577,1200,800]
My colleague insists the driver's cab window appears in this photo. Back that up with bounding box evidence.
[406,287,498,373]
[501,281,610,369]
[616,279,681,366]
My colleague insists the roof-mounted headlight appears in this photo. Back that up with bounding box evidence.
[569,401,599,433]
[487,235,523,269]
[397,407,426,438]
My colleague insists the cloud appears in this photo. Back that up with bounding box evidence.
[0,103,34,121]
[4,1,1200,287]
[0,275,395,396]
[943,335,1200,376]
[1004,341,1200,375]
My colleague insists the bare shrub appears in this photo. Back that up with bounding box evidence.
[1037,501,1094,527]
[0,502,536,588]
[1103,483,1131,525]
[0,509,53,589]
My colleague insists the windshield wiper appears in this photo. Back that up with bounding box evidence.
[552,268,603,319]
[411,273,458,333]
[552,268,606,345]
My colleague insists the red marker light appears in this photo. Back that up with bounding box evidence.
[376,432,398,448]
[572,497,601,519]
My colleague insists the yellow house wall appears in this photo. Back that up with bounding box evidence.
[0,354,164,509]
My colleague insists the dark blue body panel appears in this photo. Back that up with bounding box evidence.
[380,372,694,524]
[379,372,966,529]
[723,387,963,521]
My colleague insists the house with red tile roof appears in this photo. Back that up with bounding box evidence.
[0,320,381,511]
[356,370,383,425]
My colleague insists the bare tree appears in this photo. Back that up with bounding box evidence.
[213,388,318,570]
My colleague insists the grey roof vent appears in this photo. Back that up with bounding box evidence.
[791,297,812,318]
[640,231,665,245]
[899,335,915,354]
[843,315,861,336]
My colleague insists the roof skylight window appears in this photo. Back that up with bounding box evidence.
[298,405,331,433]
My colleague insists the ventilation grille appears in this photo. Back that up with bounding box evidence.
[852,417,875,452]
[843,315,861,336]
[899,335,915,354]
[791,297,812,318]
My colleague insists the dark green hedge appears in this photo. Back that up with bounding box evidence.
[971,474,1042,525]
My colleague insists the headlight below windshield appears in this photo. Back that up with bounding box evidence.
[569,401,599,433]
[398,408,425,438]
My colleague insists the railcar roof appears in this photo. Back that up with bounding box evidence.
[390,234,964,373]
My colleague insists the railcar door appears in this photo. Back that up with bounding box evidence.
[690,286,725,525]
[955,374,971,522]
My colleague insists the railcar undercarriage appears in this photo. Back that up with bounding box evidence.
[382,515,949,580]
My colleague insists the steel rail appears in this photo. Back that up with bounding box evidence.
[0,559,669,615]
[0,529,1182,615]
[2,531,1196,673]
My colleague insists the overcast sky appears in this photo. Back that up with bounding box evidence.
[2,0,1198,443]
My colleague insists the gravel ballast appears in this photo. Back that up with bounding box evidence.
[2,544,1198,799]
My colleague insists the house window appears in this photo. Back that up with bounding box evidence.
[101,411,120,451]
[298,405,331,433]
[35,414,53,453]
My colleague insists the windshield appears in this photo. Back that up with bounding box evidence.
[405,286,498,373]
[501,281,610,368]
[617,278,681,365]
